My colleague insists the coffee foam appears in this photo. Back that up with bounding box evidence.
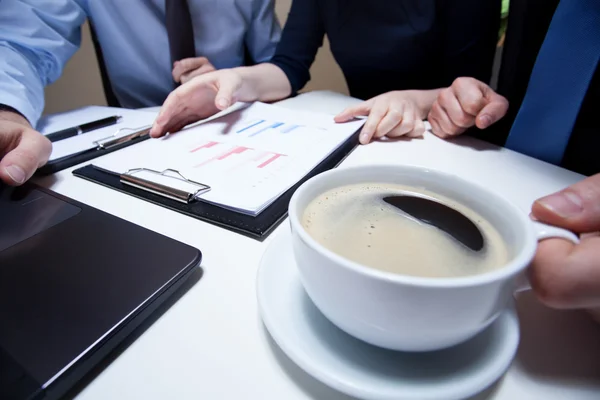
[302,183,509,278]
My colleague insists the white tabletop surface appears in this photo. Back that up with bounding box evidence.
[35,91,600,400]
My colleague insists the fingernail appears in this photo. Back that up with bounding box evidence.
[4,165,26,184]
[538,191,583,218]
[217,98,229,109]
[479,114,492,128]
[360,132,370,144]
[528,212,539,221]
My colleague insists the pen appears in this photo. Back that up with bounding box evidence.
[46,115,123,142]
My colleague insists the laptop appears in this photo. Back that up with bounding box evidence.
[0,183,202,400]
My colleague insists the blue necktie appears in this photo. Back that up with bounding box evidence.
[504,0,600,165]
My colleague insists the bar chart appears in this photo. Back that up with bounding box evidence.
[188,140,287,171]
[236,119,303,137]
[94,101,364,214]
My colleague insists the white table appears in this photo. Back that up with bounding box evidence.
[36,91,600,400]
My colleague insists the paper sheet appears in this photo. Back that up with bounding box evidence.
[38,106,158,161]
[94,102,365,215]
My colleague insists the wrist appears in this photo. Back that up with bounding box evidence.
[236,67,262,102]
[0,104,32,128]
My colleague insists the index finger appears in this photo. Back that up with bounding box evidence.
[151,85,195,138]
[334,101,372,123]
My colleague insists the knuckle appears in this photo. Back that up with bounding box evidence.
[386,127,402,138]
[463,100,482,116]
[178,59,189,69]
[453,76,474,89]
[432,101,444,116]
[387,108,403,119]
[438,88,453,105]
[403,118,415,131]
[455,113,473,128]
[427,104,439,120]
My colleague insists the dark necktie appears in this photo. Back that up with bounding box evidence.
[504,0,600,165]
[165,0,196,70]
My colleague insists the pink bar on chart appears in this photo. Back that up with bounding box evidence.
[190,141,219,153]
[252,151,268,161]
[257,153,285,168]
[217,146,250,160]
[194,145,251,168]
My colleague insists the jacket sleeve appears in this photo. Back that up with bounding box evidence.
[267,0,325,94]
[440,0,502,86]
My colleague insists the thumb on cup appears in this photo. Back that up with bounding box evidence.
[532,174,600,234]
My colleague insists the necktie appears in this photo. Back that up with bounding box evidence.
[504,0,600,165]
[165,0,196,73]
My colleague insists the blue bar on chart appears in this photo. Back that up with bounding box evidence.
[280,124,301,133]
[248,122,285,137]
[236,119,265,133]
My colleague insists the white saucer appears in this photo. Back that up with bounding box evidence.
[257,230,520,400]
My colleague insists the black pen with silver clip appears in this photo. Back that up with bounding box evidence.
[46,115,123,142]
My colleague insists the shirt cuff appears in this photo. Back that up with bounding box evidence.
[0,93,38,127]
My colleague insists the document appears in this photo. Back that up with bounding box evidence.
[93,102,365,215]
[38,106,158,161]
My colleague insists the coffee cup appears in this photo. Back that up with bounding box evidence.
[288,165,578,352]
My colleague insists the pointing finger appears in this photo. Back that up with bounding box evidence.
[334,101,372,123]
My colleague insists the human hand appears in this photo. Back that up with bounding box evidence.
[334,91,428,145]
[528,173,600,317]
[0,111,51,185]
[150,69,249,138]
[428,77,508,139]
[172,57,216,85]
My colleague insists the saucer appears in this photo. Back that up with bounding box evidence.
[257,230,520,400]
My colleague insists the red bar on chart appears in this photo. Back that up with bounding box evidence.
[217,146,251,160]
[190,141,219,153]
[257,153,285,168]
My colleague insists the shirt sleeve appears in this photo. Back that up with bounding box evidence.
[267,0,325,94]
[0,0,86,126]
[439,0,502,86]
[245,0,282,64]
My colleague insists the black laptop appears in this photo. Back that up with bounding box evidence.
[0,183,202,400]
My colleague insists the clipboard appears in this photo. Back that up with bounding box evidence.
[37,125,152,175]
[72,132,359,240]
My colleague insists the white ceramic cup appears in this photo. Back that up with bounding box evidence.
[288,165,579,352]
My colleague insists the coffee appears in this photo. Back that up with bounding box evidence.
[301,183,509,278]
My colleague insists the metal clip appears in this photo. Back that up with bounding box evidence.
[94,125,151,150]
[120,168,211,204]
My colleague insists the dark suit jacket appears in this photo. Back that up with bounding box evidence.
[478,0,599,176]
[269,0,501,101]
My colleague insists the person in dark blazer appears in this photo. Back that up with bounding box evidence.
[150,0,501,144]
[427,0,600,321]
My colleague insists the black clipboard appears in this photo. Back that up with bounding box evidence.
[72,132,359,240]
[37,126,151,175]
